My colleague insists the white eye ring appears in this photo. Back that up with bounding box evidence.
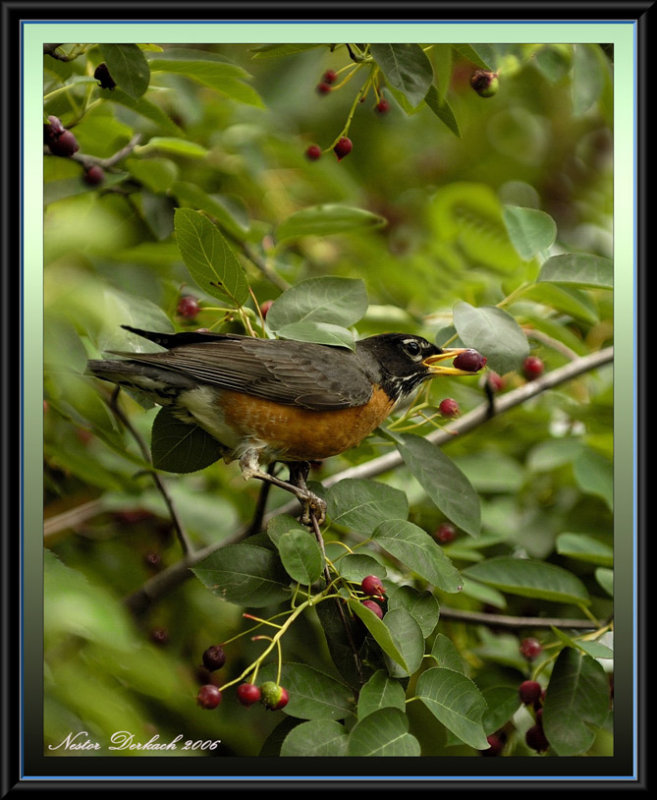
[402,339,422,359]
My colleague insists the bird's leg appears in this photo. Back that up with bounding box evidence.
[238,451,326,525]
[287,461,327,526]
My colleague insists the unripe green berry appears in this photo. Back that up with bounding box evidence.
[259,681,289,710]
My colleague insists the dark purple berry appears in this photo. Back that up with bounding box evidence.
[202,645,226,671]
[434,522,457,543]
[453,349,487,372]
[439,398,460,418]
[48,129,79,157]
[150,627,168,645]
[305,144,322,161]
[197,684,222,709]
[333,137,352,161]
[44,115,65,144]
[525,723,549,752]
[482,733,505,756]
[83,165,105,186]
[236,683,261,707]
[518,680,543,705]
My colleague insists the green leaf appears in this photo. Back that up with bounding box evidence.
[174,207,249,307]
[250,43,326,59]
[556,533,613,567]
[326,478,408,535]
[272,321,357,350]
[482,686,521,736]
[99,44,150,98]
[357,670,406,720]
[424,85,460,137]
[334,553,387,582]
[453,301,529,375]
[43,172,128,206]
[383,607,425,678]
[572,44,606,115]
[396,434,481,537]
[266,276,368,336]
[100,86,183,135]
[595,568,614,597]
[464,557,591,605]
[370,43,434,108]
[431,44,453,103]
[520,283,599,325]
[150,407,224,473]
[137,137,209,159]
[347,598,408,671]
[192,543,290,607]
[452,452,525,494]
[538,253,613,289]
[276,204,386,242]
[372,519,463,593]
[125,157,178,193]
[261,662,355,721]
[386,585,439,637]
[148,49,263,107]
[542,647,610,755]
[276,529,323,585]
[502,205,557,260]
[172,181,249,240]
[452,44,495,71]
[416,667,489,750]
[534,44,572,84]
[573,448,613,510]
[266,513,307,546]
[347,708,420,756]
[280,720,348,756]
[431,633,466,673]
[526,438,586,472]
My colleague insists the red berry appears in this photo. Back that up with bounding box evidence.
[305,144,322,161]
[361,599,384,619]
[150,627,168,645]
[236,683,262,707]
[482,733,505,756]
[259,299,274,318]
[144,551,162,570]
[83,165,105,186]
[453,349,487,372]
[525,723,549,752]
[197,684,222,709]
[518,680,543,705]
[48,129,79,157]
[375,98,390,114]
[177,295,200,319]
[520,637,542,660]
[333,137,352,161]
[202,645,226,671]
[434,522,457,543]
[323,69,338,84]
[316,82,332,95]
[523,356,544,380]
[439,398,460,418]
[361,575,385,597]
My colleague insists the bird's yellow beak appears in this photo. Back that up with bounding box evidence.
[423,348,484,376]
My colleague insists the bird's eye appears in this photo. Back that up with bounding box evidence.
[403,339,422,358]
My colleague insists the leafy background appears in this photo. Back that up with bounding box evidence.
[43,41,614,759]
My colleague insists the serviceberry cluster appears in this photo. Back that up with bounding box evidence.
[44,114,105,187]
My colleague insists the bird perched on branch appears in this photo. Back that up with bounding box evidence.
[88,326,485,522]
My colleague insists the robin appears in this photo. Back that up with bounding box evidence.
[88,326,484,522]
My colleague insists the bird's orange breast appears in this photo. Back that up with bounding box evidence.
[217,385,395,461]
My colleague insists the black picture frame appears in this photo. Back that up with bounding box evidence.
[2,0,649,792]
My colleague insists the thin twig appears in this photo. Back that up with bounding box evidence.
[108,388,194,557]
[43,499,105,543]
[438,606,606,630]
[70,134,142,171]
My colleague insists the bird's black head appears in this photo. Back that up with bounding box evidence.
[357,333,480,406]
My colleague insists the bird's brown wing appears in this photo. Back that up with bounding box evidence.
[113,332,374,411]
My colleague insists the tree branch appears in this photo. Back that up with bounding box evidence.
[438,606,605,630]
[123,345,613,617]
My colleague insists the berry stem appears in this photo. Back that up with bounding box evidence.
[328,66,376,151]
